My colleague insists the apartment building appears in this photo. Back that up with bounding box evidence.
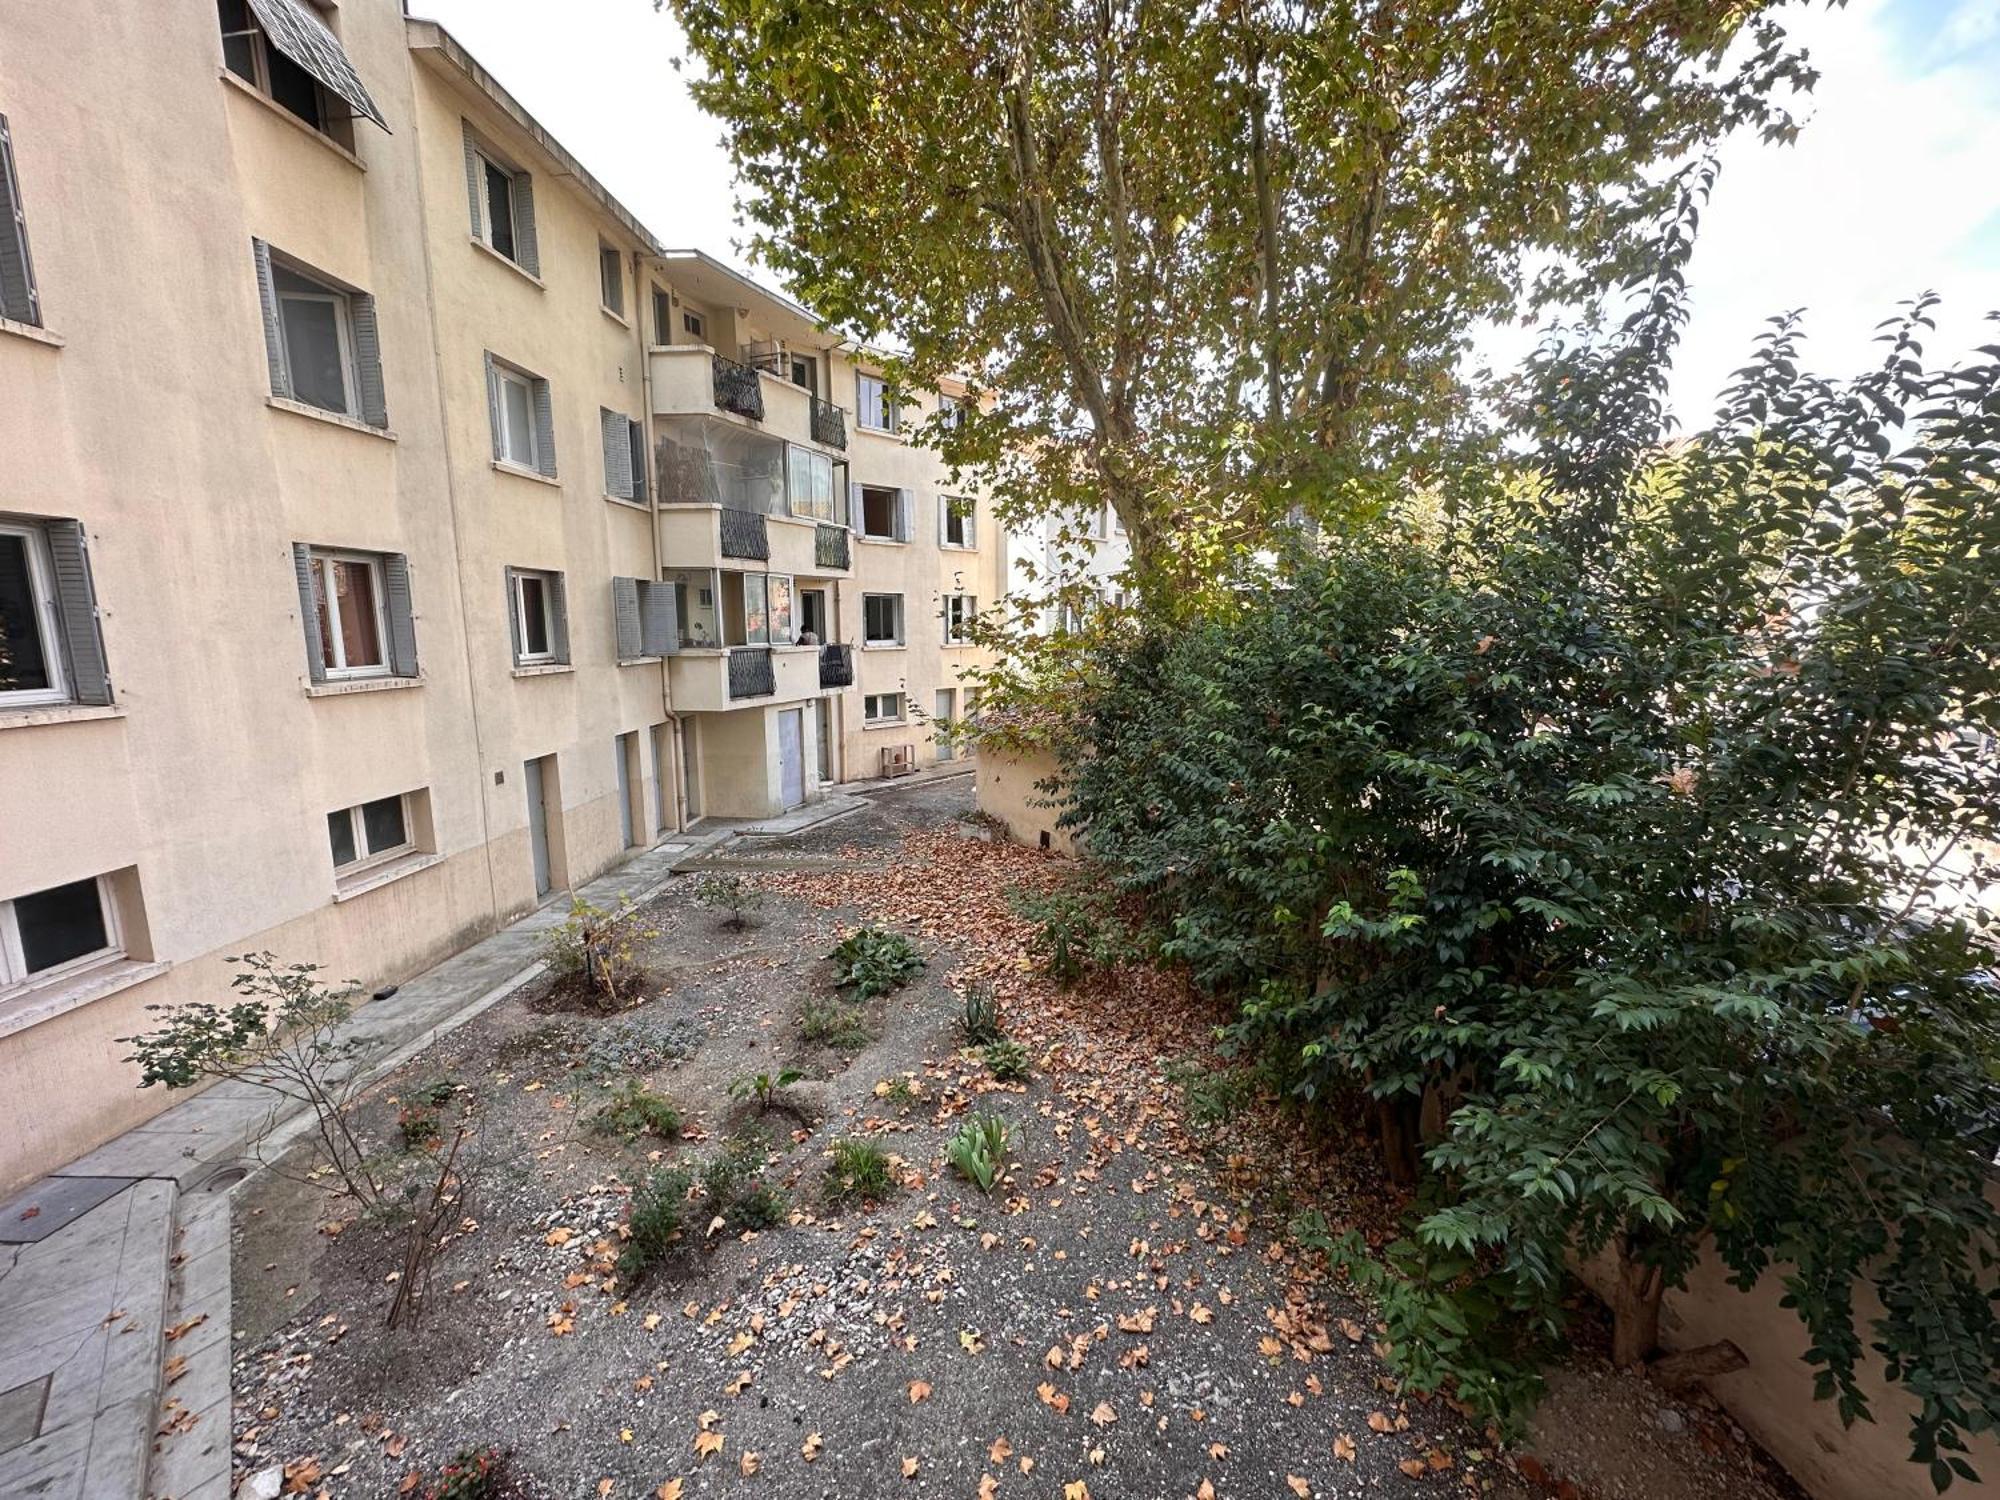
[1005,503,1135,631]
[0,0,1004,1192]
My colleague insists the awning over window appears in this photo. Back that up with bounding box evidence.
[246,0,389,131]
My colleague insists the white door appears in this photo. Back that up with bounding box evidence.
[778,709,806,808]
[524,756,552,896]
[934,689,956,762]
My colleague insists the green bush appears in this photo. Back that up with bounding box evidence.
[800,997,869,1049]
[958,984,1002,1046]
[828,927,925,998]
[589,1080,683,1141]
[825,1138,895,1202]
[947,1113,1011,1192]
[538,895,652,1010]
[693,873,761,930]
[422,1446,508,1500]
[617,1165,694,1282]
[982,1038,1030,1082]
[728,1068,803,1112]
[1010,877,1148,986]
[702,1137,789,1231]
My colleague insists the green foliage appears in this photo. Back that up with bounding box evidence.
[396,1103,441,1152]
[825,1138,895,1202]
[958,984,1002,1047]
[728,1068,804,1112]
[618,1166,694,1283]
[1011,877,1148,986]
[1063,250,2000,1482]
[1161,1058,1255,1130]
[589,1080,683,1141]
[693,873,762,929]
[421,1446,507,1500]
[800,996,870,1050]
[828,927,925,998]
[876,1075,923,1110]
[539,896,652,1010]
[947,1113,1013,1193]
[982,1038,1031,1083]
[702,1136,789,1231]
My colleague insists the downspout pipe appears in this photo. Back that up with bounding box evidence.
[634,248,689,834]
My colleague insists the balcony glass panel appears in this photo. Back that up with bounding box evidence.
[667,567,721,648]
[657,417,786,515]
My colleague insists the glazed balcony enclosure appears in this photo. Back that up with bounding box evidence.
[654,414,849,579]
[662,565,826,711]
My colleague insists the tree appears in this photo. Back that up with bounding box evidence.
[665,0,1812,602]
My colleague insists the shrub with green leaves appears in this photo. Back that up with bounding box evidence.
[982,1038,1030,1082]
[421,1446,508,1500]
[728,1068,804,1112]
[958,984,1002,1046]
[800,996,869,1049]
[947,1113,1011,1192]
[693,873,761,930]
[1010,877,1148,987]
[538,895,652,1011]
[589,1080,683,1141]
[618,1165,694,1282]
[825,1138,895,1202]
[828,927,925,998]
[702,1137,789,1231]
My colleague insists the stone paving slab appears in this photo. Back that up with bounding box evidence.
[0,1175,139,1245]
[148,1194,232,1500]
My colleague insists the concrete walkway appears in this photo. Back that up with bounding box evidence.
[0,828,728,1500]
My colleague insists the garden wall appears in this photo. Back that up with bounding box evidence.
[975,747,1078,856]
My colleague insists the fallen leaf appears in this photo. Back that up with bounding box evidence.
[989,1436,1013,1463]
[1189,1303,1214,1325]
[978,1476,999,1500]
[801,1432,823,1462]
[1089,1401,1117,1429]
[901,1456,920,1478]
[739,1450,761,1476]
[655,1483,684,1500]
[907,1379,932,1404]
[1064,1483,1091,1500]
[1399,1458,1427,1478]
[1287,1478,1311,1498]
[693,1431,724,1460]
[1367,1411,1395,1434]
[1333,1434,1357,1462]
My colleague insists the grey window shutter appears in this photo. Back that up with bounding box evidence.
[849,480,862,532]
[964,502,976,550]
[252,239,291,399]
[640,580,678,656]
[504,566,522,664]
[628,419,648,503]
[383,552,418,676]
[896,488,913,542]
[0,115,40,327]
[461,123,483,240]
[350,292,387,429]
[512,171,539,276]
[612,575,641,660]
[937,494,949,547]
[292,543,327,684]
[482,351,502,460]
[45,520,111,705]
[600,408,632,499]
[547,572,570,663]
[532,378,556,478]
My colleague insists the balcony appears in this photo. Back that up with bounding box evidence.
[653,347,849,458]
[719,506,769,561]
[810,396,847,450]
[819,643,854,689]
[669,645,822,712]
[729,646,776,699]
[815,523,850,571]
[712,355,764,421]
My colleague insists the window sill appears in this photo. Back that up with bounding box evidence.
[469,236,545,288]
[267,397,396,441]
[511,662,573,678]
[856,536,909,548]
[941,543,976,552]
[0,958,171,1042]
[600,304,631,330]
[493,459,561,488]
[603,493,650,512]
[860,643,907,652]
[0,316,63,349]
[615,655,666,667]
[0,702,124,731]
[305,673,422,698]
[218,70,367,170]
[856,425,904,441]
[863,721,906,729]
[941,641,977,650]
[333,850,444,904]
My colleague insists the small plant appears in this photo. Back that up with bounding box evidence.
[875,1075,924,1110]
[1010,878,1147,987]
[825,1138,895,1202]
[958,984,1002,1046]
[982,1038,1031,1082]
[704,1140,790,1231]
[618,1165,694,1282]
[728,1068,804,1113]
[694,873,762,930]
[947,1112,1012,1192]
[1162,1057,1256,1129]
[397,1102,441,1151]
[423,1445,508,1500]
[801,996,870,1049]
[828,927,925,999]
[589,1079,683,1140]
[539,895,653,1011]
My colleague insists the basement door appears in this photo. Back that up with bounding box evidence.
[778,708,806,809]
[815,698,834,783]
[524,756,553,897]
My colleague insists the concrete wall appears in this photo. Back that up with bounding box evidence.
[975,747,1076,855]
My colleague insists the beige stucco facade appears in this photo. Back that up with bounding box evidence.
[0,1,1003,1193]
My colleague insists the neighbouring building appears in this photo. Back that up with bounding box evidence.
[1004,502,1134,632]
[0,0,1005,1193]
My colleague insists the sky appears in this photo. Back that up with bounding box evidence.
[413,0,2000,425]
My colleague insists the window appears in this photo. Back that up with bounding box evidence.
[858,485,906,541]
[326,793,414,875]
[292,545,415,682]
[599,243,624,316]
[787,445,836,522]
[486,354,555,477]
[863,692,904,724]
[252,242,386,427]
[613,577,680,661]
[940,495,975,549]
[0,515,110,709]
[217,0,383,150]
[856,373,897,433]
[601,408,645,501]
[682,309,707,342]
[668,569,720,647]
[789,354,818,397]
[652,286,671,345]
[0,875,120,993]
[942,592,977,645]
[938,393,964,429]
[508,567,568,666]
[463,124,538,275]
[863,593,905,646]
[1,114,41,327]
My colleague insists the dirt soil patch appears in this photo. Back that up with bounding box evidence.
[229,777,1804,1500]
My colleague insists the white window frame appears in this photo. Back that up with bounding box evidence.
[0,520,68,708]
[474,146,522,261]
[863,692,904,725]
[858,486,900,542]
[275,268,359,418]
[942,592,977,645]
[327,793,415,878]
[786,445,836,523]
[513,569,557,664]
[309,548,391,680]
[856,373,896,434]
[0,875,121,994]
[495,365,539,471]
[599,242,624,316]
[862,592,905,647]
[219,2,348,145]
[682,308,707,342]
[941,496,974,549]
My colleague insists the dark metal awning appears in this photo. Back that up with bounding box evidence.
[246,0,389,131]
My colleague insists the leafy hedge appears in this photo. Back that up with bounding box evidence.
[1061,282,2000,1485]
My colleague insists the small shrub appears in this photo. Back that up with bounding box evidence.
[947,1112,1012,1192]
[396,1103,442,1151]
[423,1445,508,1500]
[618,1165,694,1282]
[982,1038,1031,1082]
[695,1136,789,1232]
[539,896,652,1011]
[589,1080,683,1140]
[801,996,870,1049]
[728,1068,804,1112]
[828,927,925,999]
[1010,878,1149,987]
[694,873,762,930]
[875,1075,924,1110]
[1162,1058,1256,1128]
[577,1014,700,1082]
[825,1138,895,1202]
[958,984,1002,1046]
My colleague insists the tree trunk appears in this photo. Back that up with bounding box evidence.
[1610,1251,1666,1368]
[1376,1095,1421,1187]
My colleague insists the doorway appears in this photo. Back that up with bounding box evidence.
[799,587,829,645]
[778,708,806,809]
[524,754,555,897]
[615,731,640,848]
[815,698,835,784]
[650,722,674,834]
[680,719,700,822]
[934,688,956,762]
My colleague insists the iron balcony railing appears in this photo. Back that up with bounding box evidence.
[728,646,776,700]
[719,506,770,561]
[712,354,765,421]
[814,522,850,570]
[809,396,848,450]
[818,642,854,689]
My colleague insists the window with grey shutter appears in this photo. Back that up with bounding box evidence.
[628,419,648,503]
[383,553,417,676]
[350,293,387,429]
[511,172,539,276]
[600,408,633,500]
[639,580,678,656]
[896,488,913,543]
[546,571,569,663]
[252,239,291,399]
[482,351,503,461]
[0,115,40,327]
[461,122,484,240]
[504,566,523,663]
[612,576,642,661]
[43,520,110,705]
[292,542,326,683]
[531,377,556,478]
